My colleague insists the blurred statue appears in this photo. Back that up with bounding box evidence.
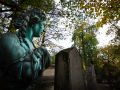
[0,8,50,89]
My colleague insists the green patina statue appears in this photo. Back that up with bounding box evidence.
[0,8,50,89]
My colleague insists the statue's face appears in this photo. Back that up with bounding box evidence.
[32,21,46,37]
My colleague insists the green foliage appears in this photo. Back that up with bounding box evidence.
[80,0,120,27]
[94,44,120,87]
[1,0,55,12]
[51,55,55,64]
[100,45,120,65]
[72,22,98,67]
[21,0,55,13]
[0,28,2,35]
[61,0,120,27]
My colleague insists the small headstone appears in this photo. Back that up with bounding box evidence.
[86,64,97,90]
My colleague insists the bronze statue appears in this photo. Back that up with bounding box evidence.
[0,8,50,89]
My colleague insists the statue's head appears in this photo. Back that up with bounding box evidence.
[14,8,46,37]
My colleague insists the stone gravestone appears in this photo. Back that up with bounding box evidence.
[54,47,85,90]
[86,64,97,90]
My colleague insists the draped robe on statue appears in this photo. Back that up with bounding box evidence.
[0,32,50,89]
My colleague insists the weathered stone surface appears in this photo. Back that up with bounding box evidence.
[55,47,85,90]
[86,64,97,90]
[69,47,85,90]
[55,51,70,90]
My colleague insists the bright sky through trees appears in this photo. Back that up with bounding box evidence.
[96,24,115,47]
[53,0,115,48]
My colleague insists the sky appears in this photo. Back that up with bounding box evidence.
[52,35,74,48]
[55,25,115,48]
[52,0,115,49]
[96,24,115,47]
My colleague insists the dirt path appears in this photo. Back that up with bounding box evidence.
[27,66,55,90]
[38,67,55,90]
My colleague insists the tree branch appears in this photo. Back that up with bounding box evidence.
[0,0,15,7]
[0,0,21,10]
[109,20,120,31]
[0,9,13,12]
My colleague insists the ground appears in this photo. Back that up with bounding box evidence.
[27,66,55,90]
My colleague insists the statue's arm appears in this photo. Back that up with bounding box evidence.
[18,46,50,79]
[32,46,51,69]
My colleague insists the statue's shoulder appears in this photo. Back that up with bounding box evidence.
[0,32,19,46]
[0,32,26,60]
[0,32,18,40]
[0,32,18,39]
